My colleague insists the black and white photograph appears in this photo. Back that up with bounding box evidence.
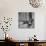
[18,12,34,28]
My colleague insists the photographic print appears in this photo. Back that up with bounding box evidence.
[18,12,34,28]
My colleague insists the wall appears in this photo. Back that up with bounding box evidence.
[0,0,46,40]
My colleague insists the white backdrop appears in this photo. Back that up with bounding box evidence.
[0,0,46,40]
